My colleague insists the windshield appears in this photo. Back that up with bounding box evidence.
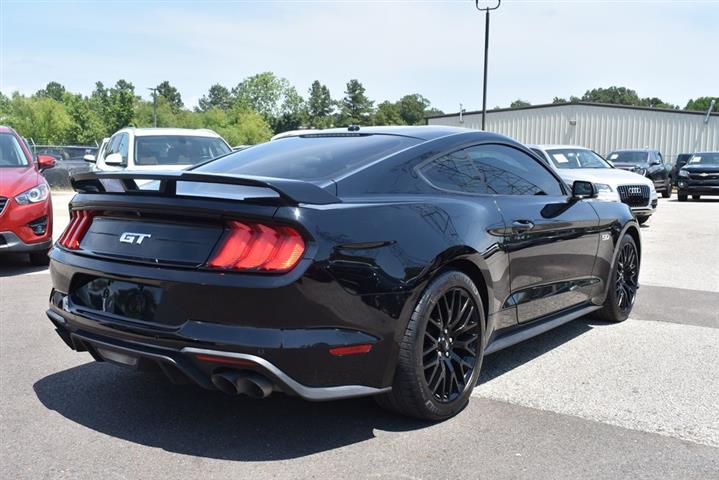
[195,134,421,181]
[687,153,719,165]
[134,135,231,166]
[0,133,30,167]
[546,149,610,169]
[608,151,648,164]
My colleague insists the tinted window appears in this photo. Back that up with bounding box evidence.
[608,151,648,164]
[196,134,421,181]
[104,135,119,159]
[420,144,563,196]
[118,133,129,163]
[135,135,230,166]
[546,148,610,169]
[0,133,30,167]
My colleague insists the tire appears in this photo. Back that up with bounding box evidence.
[692,195,701,200]
[28,250,50,266]
[637,216,649,225]
[661,179,671,198]
[595,235,639,323]
[678,193,687,202]
[375,270,485,421]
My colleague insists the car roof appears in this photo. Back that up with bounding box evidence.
[609,148,656,152]
[275,125,475,141]
[0,125,17,135]
[116,127,223,138]
[692,151,719,155]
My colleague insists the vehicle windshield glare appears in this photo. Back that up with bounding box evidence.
[134,135,231,166]
[688,153,719,165]
[546,149,610,169]
[195,134,422,181]
[0,133,30,167]
[608,151,648,164]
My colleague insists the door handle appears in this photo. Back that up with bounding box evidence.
[511,220,535,232]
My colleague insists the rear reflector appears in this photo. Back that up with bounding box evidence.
[194,354,256,366]
[207,221,305,272]
[58,210,96,250]
[328,344,373,357]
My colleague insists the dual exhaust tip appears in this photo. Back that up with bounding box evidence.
[211,370,273,399]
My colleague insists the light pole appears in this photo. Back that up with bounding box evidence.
[475,0,501,130]
[147,87,158,127]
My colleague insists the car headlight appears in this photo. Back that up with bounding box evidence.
[633,167,646,176]
[15,183,49,205]
[678,169,689,177]
[594,183,613,193]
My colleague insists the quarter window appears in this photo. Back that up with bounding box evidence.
[420,144,563,196]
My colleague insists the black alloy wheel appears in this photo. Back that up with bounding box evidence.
[615,242,639,314]
[422,287,480,403]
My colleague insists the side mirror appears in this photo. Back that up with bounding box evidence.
[650,160,661,166]
[83,154,96,163]
[104,153,124,165]
[36,154,56,171]
[571,180,596,200]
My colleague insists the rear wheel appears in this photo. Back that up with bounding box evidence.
[595,235,639,323]
[678,193,687,202]
[376,270,484,420]
[28,250,50,266]
[661,179,671,198]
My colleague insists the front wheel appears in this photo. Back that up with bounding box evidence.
[595,234,639,323]
[661,179,671,198]
[678,193,687,202]
[376,270,484,420]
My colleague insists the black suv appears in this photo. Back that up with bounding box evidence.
[672,154,693,185]
[676,152,719,201]
[607,149,672,198]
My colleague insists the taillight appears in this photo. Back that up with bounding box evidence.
[207,221,305,272]
[58,210,96,250]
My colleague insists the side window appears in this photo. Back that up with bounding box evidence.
[420,144,563,196]
[104,135,118,159]
[657,152,664,164]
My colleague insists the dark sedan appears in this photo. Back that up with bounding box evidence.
[676,152,719,201]
[46,126,640,420]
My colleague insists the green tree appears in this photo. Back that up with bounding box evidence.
[374,101,404,125]
[198,106,273,145]
[273,86,308,132]
[638,97,676,109]
[510,99,531,108]
[155,80,183,112]
[35,81,67,102]
[685,96,718,112]
[397,94,431,125]
[106,80,136,132]
[340,79,373,125]
[581,86,640,105]
[63,93,105,144]
[232,72,307,131]
[552,97,567,104]
[307,80,333,128]
[197,84,232,111]
[5,94,72,144]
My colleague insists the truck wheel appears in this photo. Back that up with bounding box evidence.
[678,193,687,202]
[661,179,671,198]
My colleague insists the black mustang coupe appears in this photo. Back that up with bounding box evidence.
[47,126,640,420]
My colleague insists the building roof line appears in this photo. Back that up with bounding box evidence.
[425,101,719,120]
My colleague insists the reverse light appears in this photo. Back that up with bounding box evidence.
[15,183,49,205]
[208,221,305,272]
[58,210,96,250]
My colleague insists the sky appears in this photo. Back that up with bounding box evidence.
[1,0,717,114]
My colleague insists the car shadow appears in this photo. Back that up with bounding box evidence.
[667,198,719,203]
[33,316,600,461]
[0,253,48,277]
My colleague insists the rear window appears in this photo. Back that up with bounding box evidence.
[0,133,30,167]
[135,135,231,166]
[195,134,421,181]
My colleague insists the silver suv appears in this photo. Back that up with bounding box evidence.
[530,145,658,225]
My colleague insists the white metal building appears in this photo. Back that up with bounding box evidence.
[426,102,719,160]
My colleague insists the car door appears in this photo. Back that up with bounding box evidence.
[647,151,667,188]
[462,144,601,323]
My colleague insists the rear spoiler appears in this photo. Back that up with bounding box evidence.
[70,170,340,205]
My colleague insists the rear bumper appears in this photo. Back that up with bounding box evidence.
[0,231,52,253]
[47,307,391,401]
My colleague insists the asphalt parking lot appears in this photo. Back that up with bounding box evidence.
[1,193,718,479]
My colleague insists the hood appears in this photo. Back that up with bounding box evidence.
[0,166,42,197]
[681,164,719,173]
[556,168,653,187]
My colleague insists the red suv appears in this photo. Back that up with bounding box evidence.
[0,126,56,265]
